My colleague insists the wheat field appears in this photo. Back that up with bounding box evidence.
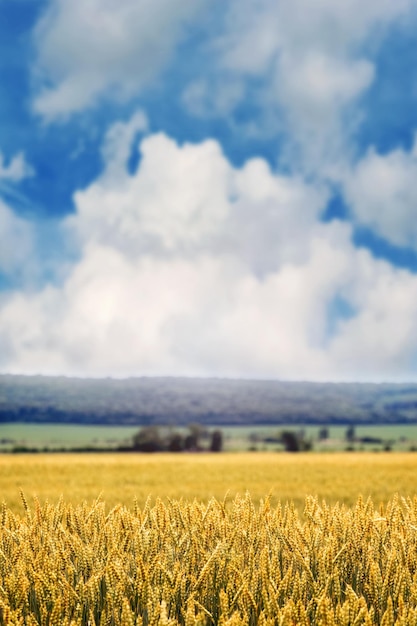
[1,493,417,624]
[2,452,417,624]
[1,452,417,512]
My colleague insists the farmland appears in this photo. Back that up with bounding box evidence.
[1,490,417,624]
[2,452,417,513]
[3,423,417,452]
[2,453,417,623]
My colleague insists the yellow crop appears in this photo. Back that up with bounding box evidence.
[2,494,417,624]
[2,452,417,512]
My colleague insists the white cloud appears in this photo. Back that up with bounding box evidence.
[0,151,34,182]
[184,0,414,172]
[344,137,417,248]
[327,254,417,379]
[2,216,417,381]
[32,0,205,118]
[0,201,34,277]
[279,54,373,110]
[70,133,234,255]
[68,117,328,273]
[182,78,245,119]
[101,110,148,179]
[2,119,417,380]
[219,0,412,74]
[275,53,374,171]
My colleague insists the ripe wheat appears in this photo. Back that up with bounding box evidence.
[1,493,417,625]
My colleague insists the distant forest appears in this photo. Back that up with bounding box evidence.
[1,375,417,426]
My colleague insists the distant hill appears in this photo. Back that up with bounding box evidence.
[1,374,417,426]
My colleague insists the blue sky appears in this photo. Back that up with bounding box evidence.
[1,0,417,381]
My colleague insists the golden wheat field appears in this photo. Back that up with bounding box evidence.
[2,452,417,624]
[2,493,417,625]
[1,451,417,512]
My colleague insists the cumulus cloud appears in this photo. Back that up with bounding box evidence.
[2,214,417,380]
[344,137,417,248]
[32,0,205,118]
[327,254,417,379]
[68,119,328,274]
[1,115,417,380]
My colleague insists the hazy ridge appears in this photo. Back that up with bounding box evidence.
[1,374,417,426]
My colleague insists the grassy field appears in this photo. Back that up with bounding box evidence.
[2,422,417,451]
[2,451,417,513]
[0,423,140,450]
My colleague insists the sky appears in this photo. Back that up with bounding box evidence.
[2,0,417,382]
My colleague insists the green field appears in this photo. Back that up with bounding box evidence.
[2,451,417,513]
[2,422,417,451]
[223,424,417,451]
[0,423,140,449]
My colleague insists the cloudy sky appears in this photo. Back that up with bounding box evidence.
[1,0,417,381]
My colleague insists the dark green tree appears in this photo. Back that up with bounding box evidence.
[280,431,301,452]
[167,432,184,452]
[210,430,223,452]
[132,426,163,452]
[318,427,329,441]
[345,424,356,443]
[280,431,313,452]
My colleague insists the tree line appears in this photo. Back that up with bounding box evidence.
[3,374,417,427]
[124,424,224,453]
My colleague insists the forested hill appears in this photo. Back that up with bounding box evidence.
[1,375,417,426]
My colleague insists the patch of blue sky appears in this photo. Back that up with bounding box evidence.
[321,191,351,223]
[0,4,37,156]
[129,7,284,171]
[325,295,357,343]
[0,272,12,292]
[0,1,93,219]
[0,0,286,224]
[356,16,417,157]
[141,85,281,171]
[322,192,417,273]
[16,125,103,219]
[353,227,417,274]
[321,187,417,273]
